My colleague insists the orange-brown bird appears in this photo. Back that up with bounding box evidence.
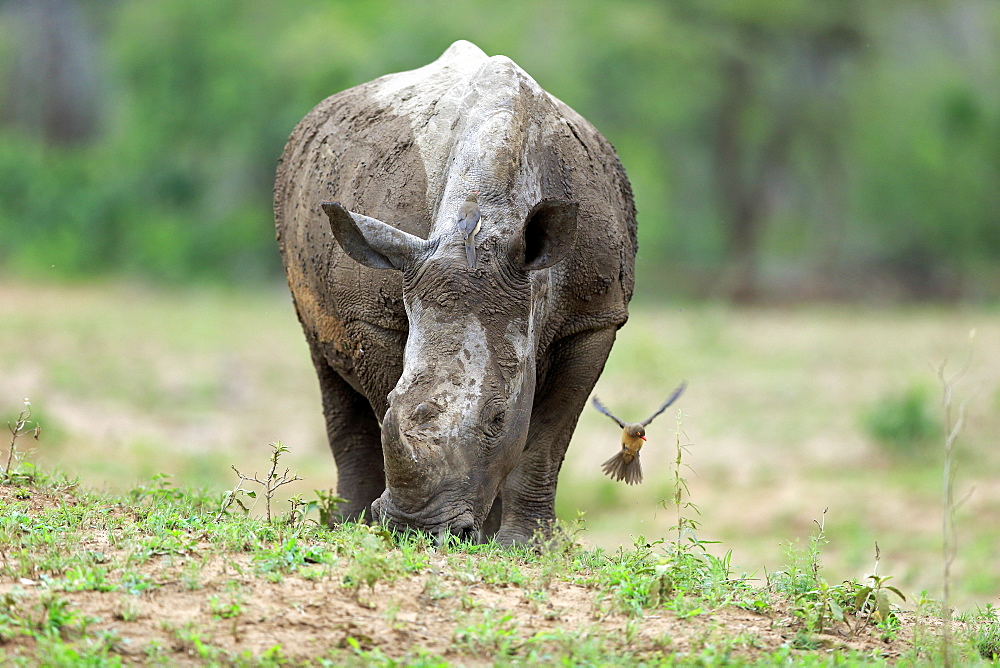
[592,382,687,485]
[456,191,482,269]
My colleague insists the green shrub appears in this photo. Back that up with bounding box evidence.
[862,384,939,455]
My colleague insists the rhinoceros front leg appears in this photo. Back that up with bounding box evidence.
[308,345,385,524]
[496,326,618,546]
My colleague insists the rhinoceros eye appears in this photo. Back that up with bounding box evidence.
[481,401,506,439]
[413,402,440,425]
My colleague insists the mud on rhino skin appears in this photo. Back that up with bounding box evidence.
[274,40,637,545]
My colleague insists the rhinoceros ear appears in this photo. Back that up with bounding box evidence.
[321,202,430,271]
[511,198,578,271]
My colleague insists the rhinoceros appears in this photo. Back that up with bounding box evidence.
[274,40,636,545]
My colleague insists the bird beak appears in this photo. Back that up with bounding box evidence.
[641,436,647,441]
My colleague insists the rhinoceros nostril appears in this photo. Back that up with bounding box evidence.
[450,522,478,543]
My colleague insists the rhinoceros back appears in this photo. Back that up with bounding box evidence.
[274,40,636,411]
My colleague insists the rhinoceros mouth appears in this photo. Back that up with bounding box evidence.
[372,493,479,543]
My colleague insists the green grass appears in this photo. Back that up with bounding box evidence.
[1,464,999,665]
[2,282,1000,619]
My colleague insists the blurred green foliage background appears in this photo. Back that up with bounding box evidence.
[1,0,997,301]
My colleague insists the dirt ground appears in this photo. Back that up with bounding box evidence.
[0,484,926,665]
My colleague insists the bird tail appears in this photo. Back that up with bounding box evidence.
[464,239,477,269]
[601,452,642,485]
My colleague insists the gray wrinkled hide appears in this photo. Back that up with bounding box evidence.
[274,40,636,545]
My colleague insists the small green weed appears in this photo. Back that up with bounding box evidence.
[310,488,347,527]
[30,632,124,667]
[336,523,426,602]
[774,509,852,635]
[4,399,42,485]
[31,593,95,639]
[529,512,587,591]
[253,535,332,577]
[335,637,448,667]
[170,622,225,661]
[793,577,855,636]
[652,415,747,612]
[217,441,302,523]
[769,509,830,599]
[127,472,186,505]
[452,609,519,657]
[470,553,526,586]
[970,604,1000,661]
[56,565,115,592]
[850,544,906,637]
[207,594,243,620]
[777,519,908,640]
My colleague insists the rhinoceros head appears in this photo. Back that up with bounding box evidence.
[321,195,576,541]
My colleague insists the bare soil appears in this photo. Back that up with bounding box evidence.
[0,485,923,665]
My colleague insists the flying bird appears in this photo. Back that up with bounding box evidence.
[456,191,482,269]
[592,382,687,485]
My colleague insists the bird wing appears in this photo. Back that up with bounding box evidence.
[457,206,481,240]
[591,396,625,428]
[640,381,687,426]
